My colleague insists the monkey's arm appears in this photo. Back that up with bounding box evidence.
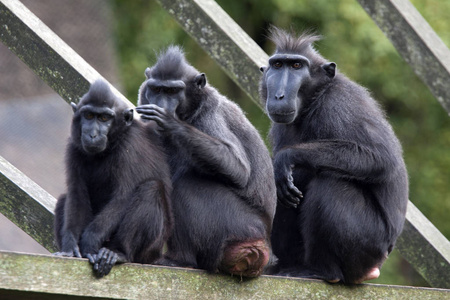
[78,189,130,257]
[54,181,91,258]
[137,104,251,188]
[278,139,396,181]
[274,139,397,208]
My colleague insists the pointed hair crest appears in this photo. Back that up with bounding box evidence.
[149,45,197,80]
[268,26,322,56]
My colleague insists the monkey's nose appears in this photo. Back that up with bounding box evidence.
[275,93,285,100]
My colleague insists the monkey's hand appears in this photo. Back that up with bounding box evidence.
[86,248,127,278]
[79,230,102,260]
[274,152,303,208]
[136,104,180,132]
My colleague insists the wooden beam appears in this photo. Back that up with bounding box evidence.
[0,0,132,107]
[156,0,268,107]
[357,0,450,115]
[397,203,450,289]
[1,251,449,300]
[0,156,56,252]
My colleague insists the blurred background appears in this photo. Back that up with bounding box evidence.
[0,0,448,287]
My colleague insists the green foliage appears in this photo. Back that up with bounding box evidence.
[110,0,450,287]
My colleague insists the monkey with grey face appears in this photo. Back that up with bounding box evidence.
[260,27,408,284]
[136,46,277,277]
[54,80,173,278]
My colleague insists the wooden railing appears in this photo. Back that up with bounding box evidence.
[0,0,449,297]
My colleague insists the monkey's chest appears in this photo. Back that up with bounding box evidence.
[84,168,115,215]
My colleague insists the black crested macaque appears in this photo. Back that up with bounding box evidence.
[54,80,173,277]
[136,46,277,277]
[259,27,408,284]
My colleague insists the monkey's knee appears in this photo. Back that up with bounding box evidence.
[220,239,270,277]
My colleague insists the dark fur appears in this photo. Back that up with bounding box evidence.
[260,27,408,283]
[54,80,172,277]
[137,46,277,276]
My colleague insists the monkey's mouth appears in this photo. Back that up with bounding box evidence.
[268,110,297,124]
[270,110,295,116]
[81,139,107,154]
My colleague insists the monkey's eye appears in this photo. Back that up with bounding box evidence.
[292,62,302,69]
[98,114,112,122]
[84,112,95,120]
[166,87,178,94]
[150,86,161,93]
[273,61,282,68]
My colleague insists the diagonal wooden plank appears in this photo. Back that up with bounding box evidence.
[396,203,450,288]
[0,156,56,252]
[357,0,450,115]
[156,0,268,107]
[0,0,131,107]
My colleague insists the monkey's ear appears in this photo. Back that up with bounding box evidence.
[260,66,267,73]
[71,102,78,113]
[195,73,206,89]
[322,62,336,78]
[124,108,134,126]
[144,67,152,79]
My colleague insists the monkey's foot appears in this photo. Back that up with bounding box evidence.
[87,248,127,278]
[354,267,380,284]
[220,239,270,277]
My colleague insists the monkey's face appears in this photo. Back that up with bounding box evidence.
[76,105,115,154]
[140,78,186,117]
[262,54,311,124]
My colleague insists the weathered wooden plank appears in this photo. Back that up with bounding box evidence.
[156,0,268,107]
[397,203,450,289]
[357,0,450,115]
[0,251,449,300]
[0,0,131,107]
[0,156,56,252]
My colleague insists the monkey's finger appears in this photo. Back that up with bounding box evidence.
[104,253,119,276]
[53,251,73,257]
[136,103,164,111]
[136,105,167,117]
[135,106,163,115]
[97,248,106,260]
[74,247,82,258]
[106,251,118,266]
[278,183,299,208]
[99,249,114,272]
[136,110,164,120]
[287,181,303,199]
[141,115,166,129]
[98,251,117,277]
[284,186,301,207]
[86,253,96,264]
[278,195,298,209]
